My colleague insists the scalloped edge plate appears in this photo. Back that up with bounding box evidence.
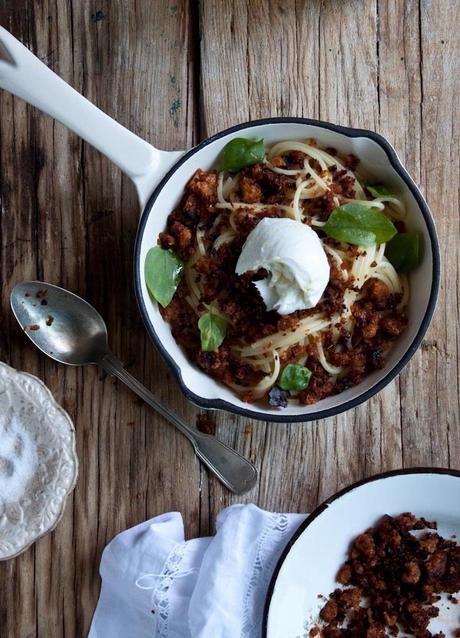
[0,362,78,560]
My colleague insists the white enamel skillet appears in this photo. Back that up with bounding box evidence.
[0,27,440,423]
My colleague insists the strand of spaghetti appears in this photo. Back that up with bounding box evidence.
[299,183,327,200]
[276,325,331,353]
[226,350,280,397]
[344,198,385,211]
[377,197,406,220]
[217,171,225,203]
[375,195,405,211]
[323,244,349,280]
[213,229,237,250]
[243,353,274,371]
[185,295,200,315]
[263,159,302,176]
[228,208,239,231]
[292,180,311,221]
[281,142,367,201]
[375,244,386,262]
[352,245,376,287]
[349,178,366,201]
[346,196,405,219]
[370,270,396,292]
[250,351,280,397]
[209,213,223,232]
[268,141,330,171]
[196,224,206,256]
[374,258,403,293]
[184,250,202,302]
[316,340,344,376]
[216,201,297,220]
[398,274,410,309]
[234,316,331,357]
[341,289,360,328]
[268,140,367,203]
[303,161,329,190]
[311,218,326,227]
[223,175,237,199]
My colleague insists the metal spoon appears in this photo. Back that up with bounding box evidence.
[10,281,257,494]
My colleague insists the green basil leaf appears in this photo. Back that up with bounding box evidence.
[279,364,312,391]
[198,311,228,352]
[218,138,265,172]
[322,203,397,246]
[365,183,393,198]
[145,246,184,308]
[385,233,424,273]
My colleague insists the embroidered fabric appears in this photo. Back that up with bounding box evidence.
[241,513,290,636]
[150,542,187,638]
[90,506,308,638]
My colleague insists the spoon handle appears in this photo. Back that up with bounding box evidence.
[100,352,258,495]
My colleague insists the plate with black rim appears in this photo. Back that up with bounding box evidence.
[263,469,460,638]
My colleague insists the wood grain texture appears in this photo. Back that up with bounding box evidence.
[0,1,199,636]
[0,0,459,636]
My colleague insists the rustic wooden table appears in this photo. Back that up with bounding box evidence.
[0,1,458,636]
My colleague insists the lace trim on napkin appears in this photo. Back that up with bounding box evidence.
[241,512,290,636]
[134,512,292,638]
[146,542,187,638]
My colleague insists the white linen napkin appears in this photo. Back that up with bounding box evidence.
[89,504,307,638]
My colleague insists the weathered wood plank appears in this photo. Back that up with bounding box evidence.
[0,1,198,636]
[376,0,422,474]
[403,0,460,468]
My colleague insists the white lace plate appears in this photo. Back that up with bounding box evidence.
[0,362,78,560]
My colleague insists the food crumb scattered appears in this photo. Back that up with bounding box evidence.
[91,10,105,22]
[46,315,54,327]
[29,324,40,331]
[309,625,320,638]
[196,413,216,435]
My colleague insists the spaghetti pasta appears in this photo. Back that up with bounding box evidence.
[157,139,409,407]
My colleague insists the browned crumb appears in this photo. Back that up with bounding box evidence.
[29,324,40,331]
[35,289,48,306]
[46,315,54,327]
[196,413,216,435]
[318,513,460,638]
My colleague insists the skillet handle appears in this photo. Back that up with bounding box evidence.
[0,27,182,207]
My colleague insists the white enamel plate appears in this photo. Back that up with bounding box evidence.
[264,470,460,638]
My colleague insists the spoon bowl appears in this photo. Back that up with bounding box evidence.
[11,281,109,366]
